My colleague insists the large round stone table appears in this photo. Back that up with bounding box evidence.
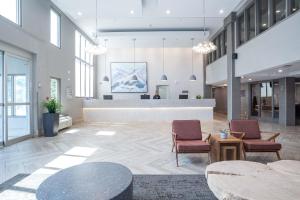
[36,162,133,200]
[205,160,300,200]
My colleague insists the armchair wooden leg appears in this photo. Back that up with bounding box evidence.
[276,151,281,160]
[243,150,247,160]
[208,152,211,164]
[171,142,175,152]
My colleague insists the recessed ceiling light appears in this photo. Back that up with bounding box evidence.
[292,8,297,11]
[77,12,82,16]
[278,69,283,73]
[241,76,244,79]
[276,10,281,13]
[130,10,134,14]
[219,9,224,14]
[262,23,267,27]
[248,78,252,81]
[166,9,171,15]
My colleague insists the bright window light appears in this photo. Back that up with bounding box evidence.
[64,147,97,157]
[75,30,94,98]
[0,0,20,24]
[50,9,61,47]
[96,131,116,136]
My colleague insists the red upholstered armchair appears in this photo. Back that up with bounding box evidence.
[229,120,282,160]
[172,120,211,167]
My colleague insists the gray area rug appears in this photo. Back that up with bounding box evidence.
[0,174,217,200]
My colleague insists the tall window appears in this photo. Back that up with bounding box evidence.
[291,0,300,13]
[258,0,269,33]
[50,9,61,47]
[75,31,94,98]
[7,75,27,117]
[0,0,20,24]
[273,0,286,24]
[50,78,60,102]
[224,30,227,54]
[237,14,245,46]
[246,4,255,40]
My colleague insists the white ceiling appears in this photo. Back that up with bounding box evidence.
[51,0,245,47]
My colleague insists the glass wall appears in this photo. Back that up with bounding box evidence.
[291,0,300,13]
[258,0,269,33]
[273,0,286,24]
[246,4,255,40]
[237,14,245,46]
[260,82,273,120]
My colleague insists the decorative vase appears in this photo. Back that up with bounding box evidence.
[220,131,228,139]
[43,113,59,137]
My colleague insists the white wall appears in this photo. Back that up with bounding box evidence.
[235,11,300,76]
[206,55,227,85]
[0,0,91,135]
[97,48,204,99]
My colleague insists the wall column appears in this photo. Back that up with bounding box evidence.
[279,77,295,126]
[225,13,241,120]
[203,55,212,98]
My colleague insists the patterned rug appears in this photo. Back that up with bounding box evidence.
[0,174,217,200]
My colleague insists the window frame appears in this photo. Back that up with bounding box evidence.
[50,77,61,103]
[75,30,94,98]
[50,8,61,48]
[7,74,27,117]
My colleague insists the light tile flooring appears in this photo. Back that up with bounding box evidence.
[0,114,300,187]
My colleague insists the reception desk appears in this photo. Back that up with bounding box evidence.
[83,99,216,122]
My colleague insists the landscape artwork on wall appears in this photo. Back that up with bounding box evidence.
[111,62,148,93]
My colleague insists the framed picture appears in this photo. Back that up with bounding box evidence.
[110,62,148,93]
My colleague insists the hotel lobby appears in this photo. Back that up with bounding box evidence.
[0,0,300,199]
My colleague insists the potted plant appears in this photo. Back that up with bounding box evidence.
[196,95,202,99]
[42,97,62,137]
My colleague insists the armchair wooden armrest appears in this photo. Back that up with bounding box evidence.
[203,133,211,142]
[262,132,280,142]
[230,131,245,139]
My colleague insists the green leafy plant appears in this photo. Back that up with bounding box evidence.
[43,97,62,113]
[196,95,202,99]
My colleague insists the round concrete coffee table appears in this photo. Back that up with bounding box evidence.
[205,160,300,200]
[36,162,133,200]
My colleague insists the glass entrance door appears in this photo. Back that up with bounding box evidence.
[5,54,32,144]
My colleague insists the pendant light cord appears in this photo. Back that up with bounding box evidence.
[133,38,136,73]
[162,38,165,74]
[203,0,206,39]
[95,0,98,40]
[104,39,107,75]
[191,38,194,74]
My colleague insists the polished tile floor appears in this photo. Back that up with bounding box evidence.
[0,115,299,188]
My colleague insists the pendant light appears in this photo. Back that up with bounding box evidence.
[192,0,217,54]
[102,39,109,82]
[190,38,197,81]
[161,38,168,81]
[85,0,107,55]
[131,38,138,81]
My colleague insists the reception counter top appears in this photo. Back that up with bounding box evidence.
[83,99,216,108]
[83,99,216,122]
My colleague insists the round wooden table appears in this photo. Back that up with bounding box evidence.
[36,162,133,200]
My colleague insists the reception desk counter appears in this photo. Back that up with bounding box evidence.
[83,99,216,122]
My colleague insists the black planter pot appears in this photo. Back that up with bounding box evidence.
[43,113,59,137]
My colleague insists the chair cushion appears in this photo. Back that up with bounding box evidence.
[172,120,202,140]
[230,120,261,139]
[243,140,282,152]
[176,140,210,153]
